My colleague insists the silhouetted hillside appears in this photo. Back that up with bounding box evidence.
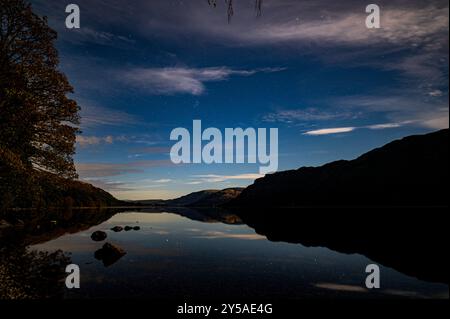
[166,190,220,206]
[127,199,167,206]
[164,188,244,207]
[230,129,449,207]
[0,172,125,211]
[37,173,125,208]
[186,188,244,207]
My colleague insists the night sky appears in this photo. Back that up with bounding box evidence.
[30,0,449,200]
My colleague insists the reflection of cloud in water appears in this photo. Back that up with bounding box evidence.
[153,230,170,235]
[36,239,185,257]
[315,283,368,293]
[19,210,448,299]
[382,289,422,298]
[146,226,264,240]
[106,212,180,224]
[185,228,202,232]
[126,247,184,257]
[427,291,450,299]
[315,283,449,299]
[193,231,265,241]
[383,289,449,299]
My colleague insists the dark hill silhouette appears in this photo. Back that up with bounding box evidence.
[1,170,126,211]
[186,188,244,207]
[230,129,449,207]
[143,188,245,207]
[166,189,219,206]
[37,173,125,208]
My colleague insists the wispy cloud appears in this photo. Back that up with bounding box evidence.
[121,66,285,95]
[262,107,359,124]
[367,123,402,130]
[421,115,449,130]
[76,163,141,178]
[138,1,448,98]
[193,231,265,240]
[304,127,357,136]
[80,177,177,198]
[79,103,139,129]
[186,181,203,185]
[154,179,172,183]
[37,0,448,96]
[231,5,448,47]
[429,90,444,97]
[31,0,136,48]
[128,146,171,155]
[303,121,410,135]
[263,92,448,130]
[81,178,135,192]
[76,160,173,178]
[68,27,135,46]
[334,94,449,130]
[76,135,130,147]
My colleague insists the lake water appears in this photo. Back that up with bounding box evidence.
[26,211,448,299]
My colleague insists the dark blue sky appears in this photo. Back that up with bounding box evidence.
[31,0,449,199]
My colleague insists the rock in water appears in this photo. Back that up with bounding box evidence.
[0,220,12,230]
[91,230,107,241]
[0,220,13,236]
[133,226,140,231]
[124,226,133,231]
[111,226,123,232]
[94,243,126,267]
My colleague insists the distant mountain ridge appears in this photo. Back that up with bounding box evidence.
[229,129,449,207]
[135,188,244,207]
[134,130,448,208]
[167,189,220,206]
[184,188,244,207]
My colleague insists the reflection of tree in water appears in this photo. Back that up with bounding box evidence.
[0,246,70,299]
[208,0,263,22]
[0,208,119,299]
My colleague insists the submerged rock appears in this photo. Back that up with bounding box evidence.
[0,220,13,236]
[0,220,12,230]
[91,230,107,242]
[94,243,126,267]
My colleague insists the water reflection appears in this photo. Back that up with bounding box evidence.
[0,207,448,299]
[94,243,127,267]
[236,206,449,284]
[0,245,70,299]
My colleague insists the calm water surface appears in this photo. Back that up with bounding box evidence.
[31,211,449,299]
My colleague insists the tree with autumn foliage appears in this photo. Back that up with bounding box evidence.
[0,0,80,209]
